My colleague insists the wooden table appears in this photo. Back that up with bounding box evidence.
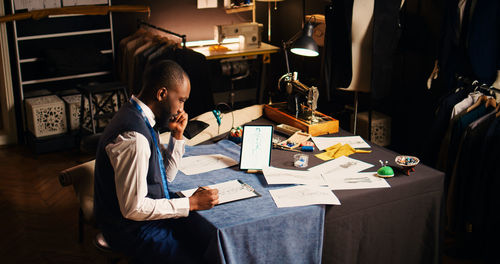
[192,42,279,104]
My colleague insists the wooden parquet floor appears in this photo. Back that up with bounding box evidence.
[0,144,484,264]
[0,145,109,264]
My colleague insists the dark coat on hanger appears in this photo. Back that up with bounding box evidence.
[438,0,500,91]
[324,0,403,101]
[447,110,496,238]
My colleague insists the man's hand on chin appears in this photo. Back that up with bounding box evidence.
[169,111,188,140]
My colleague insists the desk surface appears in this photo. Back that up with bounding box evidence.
[169,124,444,264]
[170,139,324,264]
[191,42,279,60]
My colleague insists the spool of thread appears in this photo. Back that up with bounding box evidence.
[300,146,314,152]
[300,141,314,147]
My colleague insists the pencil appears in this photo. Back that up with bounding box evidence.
[273,143,301,152]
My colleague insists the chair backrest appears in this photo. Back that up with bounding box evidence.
[59,160,96,225]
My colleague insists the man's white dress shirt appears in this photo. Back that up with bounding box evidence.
[105,96,189,221]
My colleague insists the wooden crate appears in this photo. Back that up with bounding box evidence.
[264,103,339,136]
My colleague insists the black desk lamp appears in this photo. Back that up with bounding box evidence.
[282,20,319,76]
[290,21,319,57]
[276,20,320,121]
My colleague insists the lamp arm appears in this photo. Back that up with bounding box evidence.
[284,30,302,47]
[283,41,291,75]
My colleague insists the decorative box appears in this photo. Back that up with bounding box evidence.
[351,111,391,147]
[25,95,67,137]
[62,94,88,131]
[62,92,118,131]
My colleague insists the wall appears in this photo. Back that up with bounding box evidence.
[0,0,17,145]
[111,0,328,105]
[112,0,252,44]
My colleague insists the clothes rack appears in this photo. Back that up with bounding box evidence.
[456,75,500,94]
[137,20,186,49]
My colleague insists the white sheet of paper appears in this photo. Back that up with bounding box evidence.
[309,156,374,176]
[179,154,238,175]
[311,136,371,150]
[179,180,258,204]
[269,185,341,208]
[197,0,217,8]
[323,171,390,190]
[262,166,327,186]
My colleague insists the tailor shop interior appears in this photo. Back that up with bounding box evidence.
[1,0,499,263]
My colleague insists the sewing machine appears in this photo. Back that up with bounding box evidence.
[264,72,339,136]
[215,22,262,49]
[277,72,319,122]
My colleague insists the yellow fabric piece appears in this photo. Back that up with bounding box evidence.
[315,143,372,161]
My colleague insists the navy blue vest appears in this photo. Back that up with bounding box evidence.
[94,102,167,228]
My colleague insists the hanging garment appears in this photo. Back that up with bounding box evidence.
[450,91,482,119]
[438,0,500,91]
[446,110,496,237]
[131,41,166,95]
[324,0,403,101]
[467,0,500,84]
[478,117,500,262]
[436,109,467,172]
[422,87,469,167]
[121,32,152,86]
[116,28,147,82]
[445,104,494,180]
[324,1,353,94]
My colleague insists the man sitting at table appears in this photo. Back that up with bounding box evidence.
[94,59,219,263]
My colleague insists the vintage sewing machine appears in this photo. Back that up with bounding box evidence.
[215,22,262,49]
[264,72,339,136]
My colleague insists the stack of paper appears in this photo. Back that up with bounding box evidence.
[311,135,371,150]
[323,171,390,190]
[264,156,391,208]
[269,185,340,208]
[261,167,327,186]
[179,154,238,175]
[177,180,259,205]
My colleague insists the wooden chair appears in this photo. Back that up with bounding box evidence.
[59,160,124,263]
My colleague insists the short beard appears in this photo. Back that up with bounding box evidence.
[155,102,171,133]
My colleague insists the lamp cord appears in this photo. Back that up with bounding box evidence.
[215,102,235,135]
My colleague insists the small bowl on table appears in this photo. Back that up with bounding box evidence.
[395,155,420,176]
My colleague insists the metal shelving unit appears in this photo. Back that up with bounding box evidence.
[9,0,115,101]
[7,1,116,148]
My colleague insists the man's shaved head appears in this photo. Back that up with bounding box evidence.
[139,60,188,100]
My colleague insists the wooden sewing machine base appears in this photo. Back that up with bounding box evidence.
[264,103,339,136]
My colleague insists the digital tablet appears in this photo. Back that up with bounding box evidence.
[239,125,273,170]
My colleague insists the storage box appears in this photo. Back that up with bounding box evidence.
[62,94,87,131]
[25,95,67,137]
[62,93,118,131]
[350,111,391,147]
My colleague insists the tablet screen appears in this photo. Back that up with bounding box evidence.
[239,125,273,170]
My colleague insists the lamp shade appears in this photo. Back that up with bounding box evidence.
[291,22,319,57]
